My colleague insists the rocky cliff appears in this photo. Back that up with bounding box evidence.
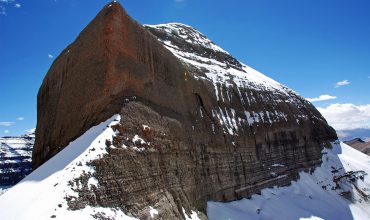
[33,2,337,219]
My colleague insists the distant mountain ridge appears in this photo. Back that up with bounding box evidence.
[344,138,370,156]
[0,132,34,195]
[337,128,370,141]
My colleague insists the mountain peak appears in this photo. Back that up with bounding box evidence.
[145,23,229,55]
[29,2,336,219]
[33,1,187,169]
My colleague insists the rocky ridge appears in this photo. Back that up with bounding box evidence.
[344,138,370,156]
[32,2,336,219]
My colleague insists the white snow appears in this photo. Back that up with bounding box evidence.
[272,164,285,168]
[183,208,201,220]
[131,134,149,151]
[145,23,229,55]
[142,124,150,130]
[149,206,158,218]
[208,142,370,220]
[145,23,293,96]
[132,134,146,145]
[0,115,138,220]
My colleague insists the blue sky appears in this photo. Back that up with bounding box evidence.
[1,0,370,137]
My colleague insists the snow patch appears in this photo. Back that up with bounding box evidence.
[149,206,158,218]
[183,208,201,220]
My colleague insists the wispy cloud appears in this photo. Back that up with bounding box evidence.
[4,130,9,134]
[307,94,337,103]
[317,103,370,130]
[335,80,350,88]
[14,3,20,8]
[48,54,54,59]
[17,117,24,121]
[0,122,14,126]
[0,5,6,15]
[0,0,15,15]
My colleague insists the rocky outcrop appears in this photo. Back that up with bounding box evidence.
[0,133,34,192]
[33,2,337,219]
[344,138,370,156]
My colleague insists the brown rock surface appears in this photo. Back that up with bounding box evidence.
[344,138,370,155]
[33,2,190,169]
[33,2,337,219]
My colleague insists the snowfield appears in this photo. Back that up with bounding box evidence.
[208,142,370,220]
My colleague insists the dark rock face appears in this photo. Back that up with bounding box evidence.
[0,133,34,191]
[34,2,337,219]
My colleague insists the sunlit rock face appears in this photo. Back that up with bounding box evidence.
[33,2,337,219]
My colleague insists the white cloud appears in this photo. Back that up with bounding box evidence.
[4,130,9,134]
[14,3,20,8]
[17,117,24,121]
[335,80,350,88]
[0,122,14,126]
[48,54,54,59]
[317,103,370,130]
[307,94,337,102]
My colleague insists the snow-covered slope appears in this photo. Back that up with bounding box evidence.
[0,116,138,220]
[208,142,370,220]
[0,132,34,195]
[0,115,201,220]
[145,23,294,96]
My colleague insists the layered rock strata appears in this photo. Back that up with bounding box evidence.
[33,2,337,219]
